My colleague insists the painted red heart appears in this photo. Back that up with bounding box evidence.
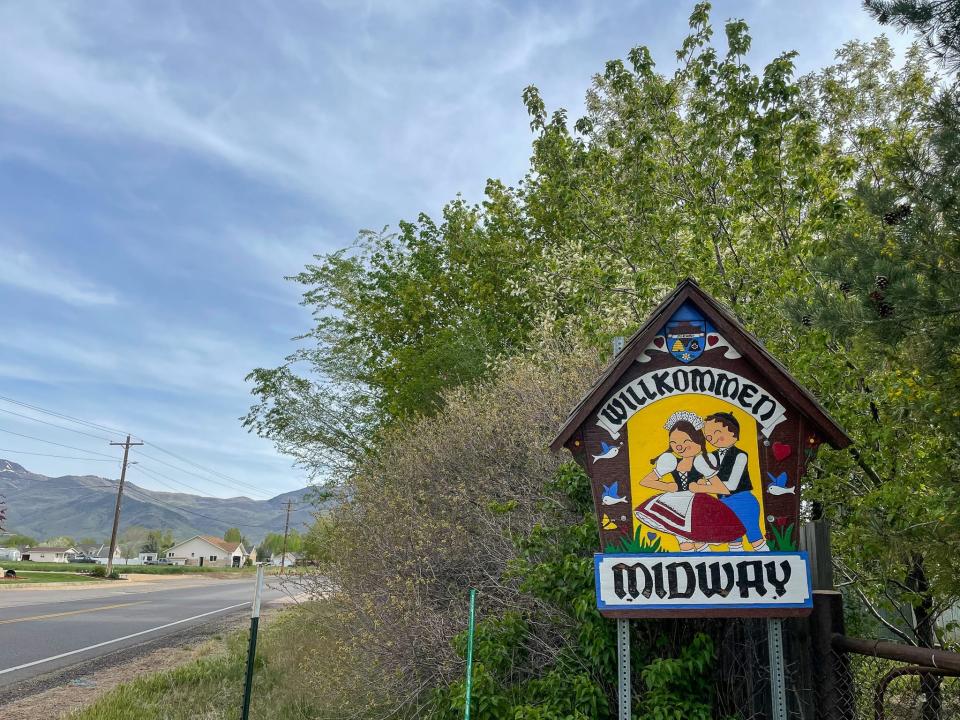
[772,442,791,462]
[707,335,719,346]
[653,337,664,348]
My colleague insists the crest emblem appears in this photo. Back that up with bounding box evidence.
[665,318,706,363]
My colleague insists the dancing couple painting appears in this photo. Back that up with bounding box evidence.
[634,409,768,553]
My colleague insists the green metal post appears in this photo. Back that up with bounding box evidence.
[241,563,265,720]
[464,588,477,720]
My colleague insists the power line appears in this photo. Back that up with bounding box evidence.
[124,468,274,529]
[0,427,117,459]
[0,395,130,438]
[133,463,219,497]
[0,448,120,462]
[0,407,115,442]
[134,450,273,500]
[142,442,275,498]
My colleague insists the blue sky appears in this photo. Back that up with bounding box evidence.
[0,1,908,499]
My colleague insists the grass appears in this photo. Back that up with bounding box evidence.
[1,560,253,574]
[70,605,322,720]
[1,571,106,584]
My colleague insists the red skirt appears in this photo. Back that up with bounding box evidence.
[635,492,745,543]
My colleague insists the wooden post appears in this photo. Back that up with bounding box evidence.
[800,519,834,590]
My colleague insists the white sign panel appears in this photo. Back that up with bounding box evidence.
[595,366,788,439]
[595,551,812,612]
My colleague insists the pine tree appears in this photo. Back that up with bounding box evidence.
[864,0,960,71]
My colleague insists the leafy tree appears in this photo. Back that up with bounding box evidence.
[4,533,37,547]
[257,530,303,558]
[141,529,174,555]
[44,535,76,547]
[223,528,242,543]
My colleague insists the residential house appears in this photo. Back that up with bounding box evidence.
[138,551,159,564]
[269,552,300,568]
[0,547,21,562]
[92,545,124,565]
[23,546,77,563]
[165,535,248,568]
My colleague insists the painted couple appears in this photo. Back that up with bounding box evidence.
[635,410,768,552]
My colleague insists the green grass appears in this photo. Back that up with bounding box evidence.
[1,571,106,584]
[1,561,253,574]
[70,605,322,720]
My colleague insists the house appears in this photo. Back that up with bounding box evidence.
[22,546,77,563]
[0,547,21,562]
[165,535,248,568]
[92,545,124,565]
[270,552,300,567]
[138,551,159,564]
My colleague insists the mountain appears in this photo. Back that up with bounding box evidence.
[0,459,317,543]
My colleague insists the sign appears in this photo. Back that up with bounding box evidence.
[551,279,850,619]
[595,552,812,613]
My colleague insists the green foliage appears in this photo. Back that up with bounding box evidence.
[255,530,303,559]
[865,0,960,72]
[637,634,716,720]
[89,565,120,579]
[3,533,37,547]
[222,528,241,543]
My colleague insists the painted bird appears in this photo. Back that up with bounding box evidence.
[601,481,627,505]
[592,441,621,463]
[766,472,795,496]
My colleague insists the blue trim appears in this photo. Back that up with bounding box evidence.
[594,551,813,611]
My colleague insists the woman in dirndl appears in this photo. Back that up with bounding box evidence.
[635,410,745,551]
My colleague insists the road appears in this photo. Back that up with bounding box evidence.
[0,576,288,690]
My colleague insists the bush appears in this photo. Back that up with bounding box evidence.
[88,565,120,580]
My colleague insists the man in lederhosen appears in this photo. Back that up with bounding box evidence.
[703,412,769,552]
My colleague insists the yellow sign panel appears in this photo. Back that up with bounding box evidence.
[627,395,767,553]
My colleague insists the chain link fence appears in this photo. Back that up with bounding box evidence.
[831,650,960,720]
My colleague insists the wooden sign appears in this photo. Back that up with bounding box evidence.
[552,279,850,618]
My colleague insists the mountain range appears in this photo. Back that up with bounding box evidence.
[0,459,316,543]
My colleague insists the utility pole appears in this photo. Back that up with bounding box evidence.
[279,499,293,575]
[241,562,265,720]
[106,434,143,576]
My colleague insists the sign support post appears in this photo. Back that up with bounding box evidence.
[617,618,631,720]
[767,618,788,720]
[241,563,265,720]
[463,588,476,720]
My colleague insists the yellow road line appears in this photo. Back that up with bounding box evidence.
[0,600,148,625]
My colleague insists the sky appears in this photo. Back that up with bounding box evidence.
[0,0,910,499]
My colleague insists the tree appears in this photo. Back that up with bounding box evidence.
[4,533,36,548]
[44,536,76,548]
[141,529,174,555]
[223,528,241,544]
[865,0,960,71]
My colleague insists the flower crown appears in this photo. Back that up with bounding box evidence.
[664,410,704,431]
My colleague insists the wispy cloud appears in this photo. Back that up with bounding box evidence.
[0,247,117,306]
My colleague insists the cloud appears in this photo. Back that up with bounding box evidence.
[0,247,117,306]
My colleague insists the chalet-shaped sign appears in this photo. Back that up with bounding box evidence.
[551,279,850,618]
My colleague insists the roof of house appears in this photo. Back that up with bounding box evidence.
[25,546,75,553]
[170,535,246,554]
[94,544,120,558]
[550,278,852,452]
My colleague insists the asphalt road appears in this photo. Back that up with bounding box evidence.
[0,576,287,690]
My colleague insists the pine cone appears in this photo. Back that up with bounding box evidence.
[878,302,894,318]
[839,281,852,295]
[801,314,813,327]
[875,275,889,290]
[869,290,885,303]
